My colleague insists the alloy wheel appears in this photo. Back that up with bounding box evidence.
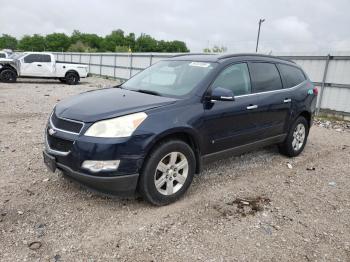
[292,123,306,151]
[154,152,189,196]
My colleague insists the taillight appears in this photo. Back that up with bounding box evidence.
[313,87,319,95]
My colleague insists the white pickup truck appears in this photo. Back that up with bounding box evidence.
[0,52,89,85]
[0,51,10,59]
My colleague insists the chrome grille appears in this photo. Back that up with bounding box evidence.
[50,113,83,134]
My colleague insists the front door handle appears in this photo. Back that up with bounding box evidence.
[284,98,292,103]
[247,105,258,110]
[37,64,42,67]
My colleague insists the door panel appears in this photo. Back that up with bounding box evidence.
[200,62,259,155]
[201,96,262,155]
[21,54,54,77]
[248,62,291,140]
[251,90,292,139]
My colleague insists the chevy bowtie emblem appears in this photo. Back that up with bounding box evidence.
[48,128,56,135]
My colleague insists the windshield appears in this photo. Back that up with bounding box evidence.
[122,60,216,97]
[9,53,25,59]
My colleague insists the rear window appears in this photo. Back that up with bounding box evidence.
[249,62,283,93]
[278,64,306,88]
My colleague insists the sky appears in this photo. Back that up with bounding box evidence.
[0,0,349,54]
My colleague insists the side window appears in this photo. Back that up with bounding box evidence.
[212,63,251,96]
[249,62,282,93]
[0,53,5,58]
[278,64,306,88]
[41,55,51,62]
[23,54,39,63]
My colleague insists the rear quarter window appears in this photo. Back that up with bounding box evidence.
[278,64,306,88]
[0,53,6,58]
[249,62,283,93]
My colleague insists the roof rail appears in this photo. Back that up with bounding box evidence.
[218,53,296,63]
[171,53,215,58]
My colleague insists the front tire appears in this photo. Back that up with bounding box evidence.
[65,72,79,85]
[0,69,17,83]
[138,140,196,206]
[279,116,309,157]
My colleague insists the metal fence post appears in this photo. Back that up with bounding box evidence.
[114,54,117,79]
[129,53,133,78]
[316,54,331,115]
[99,55,102,76]
[88,54,91,74]
[71,53,73,62]
[79,53,82,64]
[149,53,153,66]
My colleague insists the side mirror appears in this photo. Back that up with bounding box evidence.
[210,87,235,101]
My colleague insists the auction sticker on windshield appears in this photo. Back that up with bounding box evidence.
[189,62,211,68]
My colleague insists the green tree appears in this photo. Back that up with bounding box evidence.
[134,34,158,52]
[203,45,227,53]
[45,33,70,51]
[18,34,46,51]
[0,34,18,50]
[11,30,189,53]
[102,29,126,51]
[67,41,97,52]
[71,30,103,51]
[115,46,130,52]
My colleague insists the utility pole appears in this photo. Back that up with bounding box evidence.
[255,18,265,53]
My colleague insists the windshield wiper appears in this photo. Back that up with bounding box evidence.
[135,89,162,96]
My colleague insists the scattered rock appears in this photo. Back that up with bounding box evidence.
[28,241,42,250]
[42,178,50,182]
[306,167,316,171]
[287,163,293,169]
[17,211,24,215]
[328,181,337,187]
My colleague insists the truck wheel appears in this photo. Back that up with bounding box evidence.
[59,78,66,83]
[65,72,79,85]
[138,140,196,206]
[279,116,309,157]
[0,69,17,83]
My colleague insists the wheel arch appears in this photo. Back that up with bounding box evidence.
[298,110,312,128]
[0,64,18,75]
[142,128,202,174]
[65,70,80,79]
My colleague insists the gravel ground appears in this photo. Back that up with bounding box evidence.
[0,77,350,261]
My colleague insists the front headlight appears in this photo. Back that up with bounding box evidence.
[84,112,147,138]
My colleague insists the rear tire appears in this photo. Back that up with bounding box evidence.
[138,140,196,206]
[65,72,79,85]
[0,69,17,83]
[279,116,309,157]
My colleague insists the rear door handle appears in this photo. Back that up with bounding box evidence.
[284,98,292,103]
[246,105,258,110]
[37,64,42,67]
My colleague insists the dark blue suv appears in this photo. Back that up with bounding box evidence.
[43,54,318,205]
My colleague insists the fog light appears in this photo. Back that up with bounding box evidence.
[82,160,120,173]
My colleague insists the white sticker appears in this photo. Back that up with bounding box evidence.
[189,62,210,68]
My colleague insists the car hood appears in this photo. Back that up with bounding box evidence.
[0,58,14,63]
[55,87,177,122]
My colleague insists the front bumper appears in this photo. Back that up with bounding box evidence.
[44,150,139,195]
[43,112,152,195]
